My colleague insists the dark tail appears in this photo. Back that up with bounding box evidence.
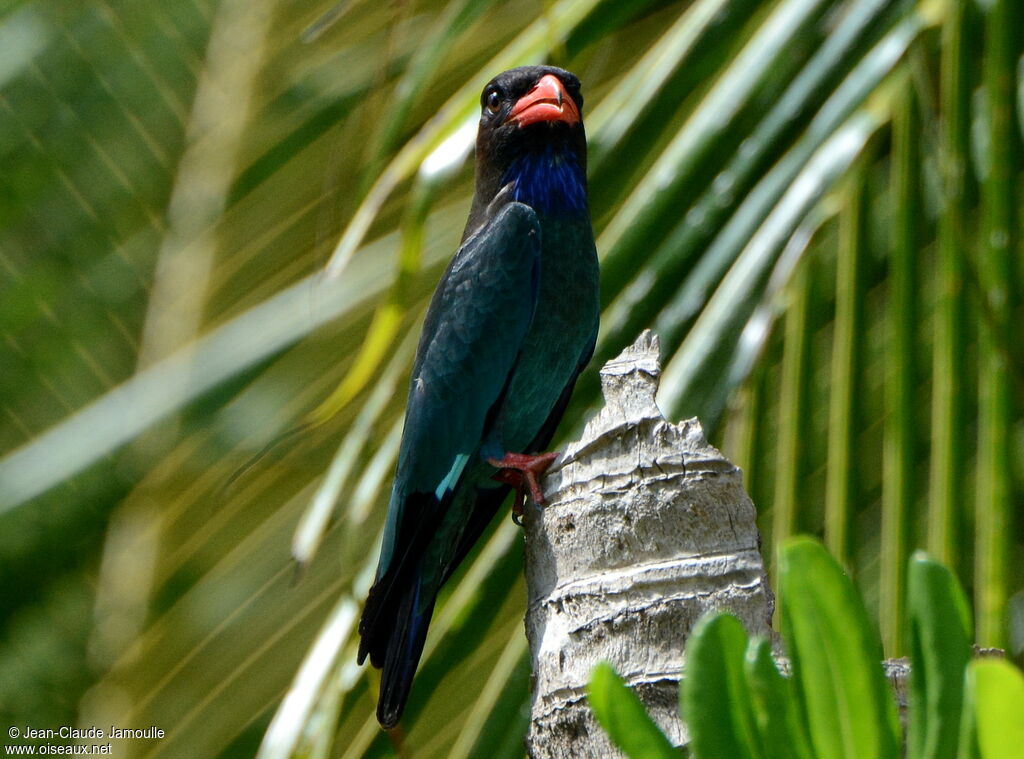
[357,483,509,728]
[359,572,436,729]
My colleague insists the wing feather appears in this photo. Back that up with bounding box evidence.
[376,200,541,576]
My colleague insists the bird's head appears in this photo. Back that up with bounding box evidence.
[470,66,587,216]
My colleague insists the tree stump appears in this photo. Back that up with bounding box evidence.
[522,330,775,758]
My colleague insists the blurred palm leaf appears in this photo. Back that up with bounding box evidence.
[1,0,1021,757]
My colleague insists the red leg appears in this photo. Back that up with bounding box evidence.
[487,451,560,506]
[490,467,529,523]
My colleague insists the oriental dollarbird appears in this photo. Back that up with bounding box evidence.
[357,66,599,729]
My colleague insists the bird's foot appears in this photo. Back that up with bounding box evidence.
[487,451,560,524]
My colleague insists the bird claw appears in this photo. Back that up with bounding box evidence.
[487,451,560,525]
[511,498,524,526]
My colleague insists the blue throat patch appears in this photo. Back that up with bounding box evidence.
[502,145,587,217]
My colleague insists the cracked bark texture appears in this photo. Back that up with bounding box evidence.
[523,330,775,758]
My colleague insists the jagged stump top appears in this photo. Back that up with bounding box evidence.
[522,330,774,758]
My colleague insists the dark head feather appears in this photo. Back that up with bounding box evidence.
[465,66,587,237]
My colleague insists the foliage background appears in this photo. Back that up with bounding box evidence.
[0,0,1020,756]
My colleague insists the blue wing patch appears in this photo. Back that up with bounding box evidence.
[434,453,470,500]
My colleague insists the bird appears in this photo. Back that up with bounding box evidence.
[357,65,599,729]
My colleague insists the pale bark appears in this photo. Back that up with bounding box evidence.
[523,330,775,758]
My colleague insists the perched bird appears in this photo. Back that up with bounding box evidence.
[357,65,599,729]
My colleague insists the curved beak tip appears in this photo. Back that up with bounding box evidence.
[506,74,580,127]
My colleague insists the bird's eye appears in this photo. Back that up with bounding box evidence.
[485,89,501,114]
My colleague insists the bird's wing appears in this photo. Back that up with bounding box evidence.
[373,199,541,587]
[527,324,597,452]
[439,323,596,590]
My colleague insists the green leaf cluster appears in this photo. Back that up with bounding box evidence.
[590,540,1024,759]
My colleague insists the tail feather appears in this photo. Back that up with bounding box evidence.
[375,579,436,729]
[356,578,390,668]
[358,491,435,669]
[358,483,509,727]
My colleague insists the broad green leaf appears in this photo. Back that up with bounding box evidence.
[744,637,813,759]
[588,662,678,759]
[956,673,980,759]
[907,551,972,759]
[968,659,1024,759]
[778,537,900,759]
[681,613,760,759]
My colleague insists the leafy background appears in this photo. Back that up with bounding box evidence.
[0,0,1020,756]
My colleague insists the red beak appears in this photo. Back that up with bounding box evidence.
[506,74,580,127]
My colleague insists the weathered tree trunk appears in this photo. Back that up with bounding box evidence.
[523,331,775,758]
